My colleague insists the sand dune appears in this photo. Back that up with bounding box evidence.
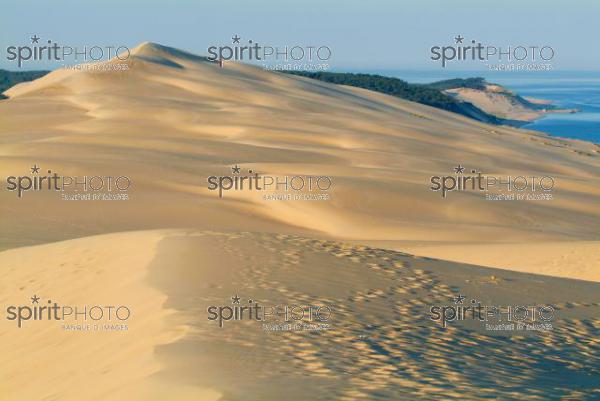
[0,230,221,401]
[400,240,600,282]
[445,87,543,121]
[1,42,598,279]
[0,230,598,401]
[0,43,599,400]
[444,85,577,122]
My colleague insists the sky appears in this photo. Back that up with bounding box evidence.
[1,0,599,71]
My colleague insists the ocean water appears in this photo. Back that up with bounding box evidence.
[361,70,600,144]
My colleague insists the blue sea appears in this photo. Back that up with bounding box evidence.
[360,70,600,144]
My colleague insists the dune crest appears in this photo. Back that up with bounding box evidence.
[0,42,599,279]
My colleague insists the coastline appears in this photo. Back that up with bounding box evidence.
[364,69,600,143]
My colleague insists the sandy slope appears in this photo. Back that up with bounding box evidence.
[445,87,540,121]
[0,230,598,401]
[0,231,168,399]
[400,241,600,282]
[0,230,222,401]
[0,43,599,400]
[0,42,598,281]
[445,86,576,122]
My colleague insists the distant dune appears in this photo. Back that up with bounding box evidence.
[284,72,521,126]
[287,74,575,127]
[442,79,578,123]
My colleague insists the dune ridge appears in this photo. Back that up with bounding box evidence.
[0,42,599,400]
[1,42,598,281]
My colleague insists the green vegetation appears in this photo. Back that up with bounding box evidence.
[284,71,513,125]
[0,69,49,99]
[286,71,462,112]
[427,77,488,91]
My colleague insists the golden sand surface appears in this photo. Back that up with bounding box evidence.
[0,43,598,400]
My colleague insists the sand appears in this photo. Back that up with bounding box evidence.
[445,86,577,122]
[1,43,598,268]
[445,87,543,121]
[0,43,599,400]
[400,240,600,282]
[0,229,598,400]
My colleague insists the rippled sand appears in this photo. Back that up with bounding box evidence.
[1,230,598,400]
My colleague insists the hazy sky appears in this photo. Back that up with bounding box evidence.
[1,0,599,71]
